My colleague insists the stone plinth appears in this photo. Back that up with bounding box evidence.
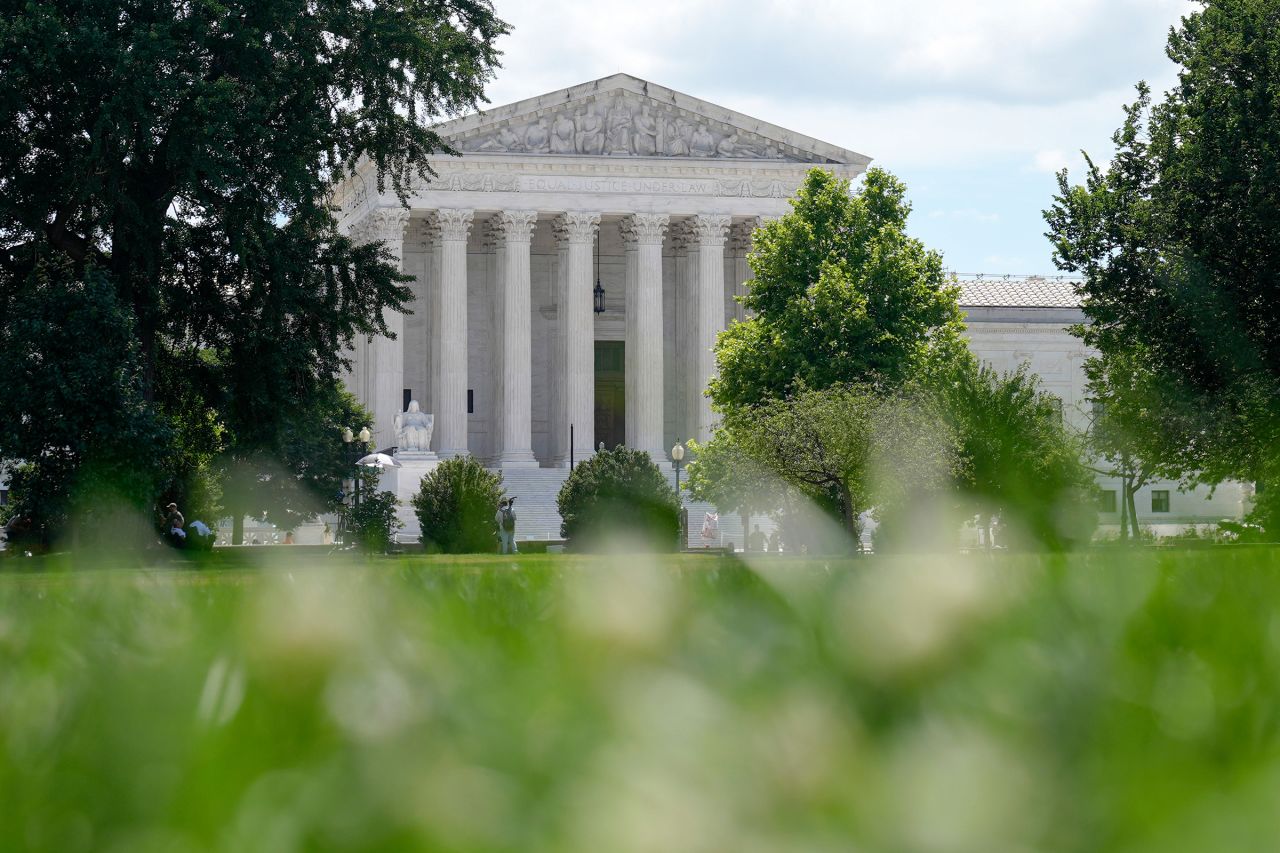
[383,454,440,541]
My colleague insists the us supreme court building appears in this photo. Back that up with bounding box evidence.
[330,73,1247,537]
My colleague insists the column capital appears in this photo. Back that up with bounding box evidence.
[691,214,732,248]
[436,208,474,242]
[729,217,763,252]
[491,209,538,244]
[668,218,695,253]
[553,211,602,246]
[620,212,670,247]
[351,206,410,245]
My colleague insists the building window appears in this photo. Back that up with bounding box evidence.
[467,389,474,414]
[1151,490,1170,513]
[1098,490,1117,513]
[0,488,8,507]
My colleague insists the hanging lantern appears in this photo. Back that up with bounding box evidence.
[593,230,606,314]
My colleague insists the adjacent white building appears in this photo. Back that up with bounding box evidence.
[331,73,1246,540]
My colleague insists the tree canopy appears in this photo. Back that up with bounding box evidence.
[1045,0,1280,515]
[930,361,1096,549]
[710,167,969,413]
[0,0,508,542]
[556,447,680,551]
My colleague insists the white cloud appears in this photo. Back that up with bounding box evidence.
[468,0,1195,273]
[1032,149,1069,174]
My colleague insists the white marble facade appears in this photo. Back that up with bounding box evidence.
[333,73,1244,530]
[335,73,870,466]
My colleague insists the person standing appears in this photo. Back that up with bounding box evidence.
[496,498,518,555]
[701,510,719,548]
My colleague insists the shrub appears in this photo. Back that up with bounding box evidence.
[412,456,505,553]
[349,490,401,554]
[556,447,679,550]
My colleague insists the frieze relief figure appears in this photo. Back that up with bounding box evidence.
[605,98,632,155]
[690,123,717,158]
[525,118,551,153]
[632,105,660,156]
[456,97,812,162]
[574,107,604,155]
[551,112,576,154]
[666,118,692,156]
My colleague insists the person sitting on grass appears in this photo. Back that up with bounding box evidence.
[164,502,186,547]
[187,519,215,551]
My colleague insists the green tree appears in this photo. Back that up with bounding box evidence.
[0,1,508,542]
[736,385,956,546]
[348,488,401,555]
[1081,349,1188,541]
[220,386,372,544]
[930,362,1096,550]
[685,430,782,537]
[412,456,505,554]
[1045,0,1280,523]
[556,447,680,551]
[0,259,169,546]
[711,168,969,414]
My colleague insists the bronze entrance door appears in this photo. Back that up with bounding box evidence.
[594,341,625,451]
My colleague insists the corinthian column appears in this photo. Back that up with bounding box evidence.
[434,208,473,458]
[620,212,669,463]
[729,218,761,324]
[692,214,731,442]
[554,212,601,466]
[351,207,411,449]
[492,210,540,468]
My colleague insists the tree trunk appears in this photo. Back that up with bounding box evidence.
[837,482,857,551]
[232,512,245,546]
[1119,476,1130,542]
[1127,487,1141,540]
[740,510,750,551]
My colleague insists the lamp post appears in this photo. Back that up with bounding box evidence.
[672,442,687,550]
[342,426,372,512]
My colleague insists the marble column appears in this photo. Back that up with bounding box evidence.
[670,220,697,444]
[729,218,760,324]
[692,214,731,442]
[423,217,442,443]
[434,208,473,458]
[353,207,411,449]
[553,212,601,466]
[492,210,539,468]
[621,213,669,462]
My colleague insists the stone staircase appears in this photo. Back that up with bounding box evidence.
[492,465,774,550]
[492,467,572,542]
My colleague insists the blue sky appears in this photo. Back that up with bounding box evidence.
[475,0,1192,275]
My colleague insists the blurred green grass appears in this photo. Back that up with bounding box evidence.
[3,548,1280,852]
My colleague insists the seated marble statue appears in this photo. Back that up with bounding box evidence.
[394,400,434,454]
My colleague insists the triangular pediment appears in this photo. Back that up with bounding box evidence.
[438,73,870,166]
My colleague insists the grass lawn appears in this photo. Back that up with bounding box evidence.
[3,547,1280,852]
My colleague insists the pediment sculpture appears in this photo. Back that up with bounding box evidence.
[456,93,815,162]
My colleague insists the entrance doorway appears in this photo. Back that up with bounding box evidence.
[594,341,625,451]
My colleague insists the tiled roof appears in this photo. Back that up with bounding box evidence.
[955,276,1083,309]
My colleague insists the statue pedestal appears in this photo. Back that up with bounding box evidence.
[384,453,440,542]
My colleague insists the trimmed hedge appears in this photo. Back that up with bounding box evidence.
[556,447,679,550]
